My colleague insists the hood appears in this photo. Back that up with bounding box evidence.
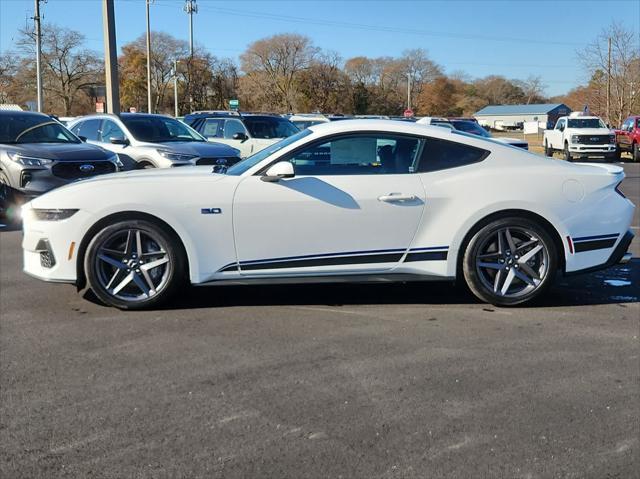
[568,128,613,135]
[144,140,240,157]
[29,166,227,208]
[5,142,114,161]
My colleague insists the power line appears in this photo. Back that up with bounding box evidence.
[191,5,585,47]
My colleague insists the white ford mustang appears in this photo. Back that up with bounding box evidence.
[21,120,635,309]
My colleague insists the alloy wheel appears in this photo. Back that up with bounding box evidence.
[94,228,171,302]
[474,226,549,299]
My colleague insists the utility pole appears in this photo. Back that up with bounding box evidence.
[606,36,611,124]
[173,60,180,118]
[102,0,120,115]
[33,0,45,112]
[146,0,153,113]
[184,0,197,112]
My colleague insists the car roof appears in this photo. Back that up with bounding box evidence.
[0,110,50,119]
[307,119,468,139]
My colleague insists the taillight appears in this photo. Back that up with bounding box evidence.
[615,181,626,198]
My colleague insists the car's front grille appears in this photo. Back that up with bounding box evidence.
[196,157,241,166]
[52,161,116,180]
[574,135,611,144]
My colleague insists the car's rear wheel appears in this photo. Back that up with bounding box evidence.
[463,217,558,306]
[84,219,186,309]
[0,172,20,225]
[544,141,553,157]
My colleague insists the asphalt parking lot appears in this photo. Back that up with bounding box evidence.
[1,163,638,479]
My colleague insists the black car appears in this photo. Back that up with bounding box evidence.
[0,111,122,223]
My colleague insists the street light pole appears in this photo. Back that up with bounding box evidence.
[407,73,411,110]
[146,0,153,113]
[34,0,44,112]
[184,0,197,112]
[102,0,120,115]
[174,60,180,118]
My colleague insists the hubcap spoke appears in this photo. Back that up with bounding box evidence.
[513,268,535,286]
[131,272,150,297]
[493,268,505,293]
[518,262,540,280]
[135,230,143,256]
[111,271,134,295]
[124,230,135,255]
[478,261,504,270]
[141,256,169,271]
[515,239,538,253]
[98,253,128,270]
[500,269,516,295]
[505,228,517,253]
[519,244,543,263]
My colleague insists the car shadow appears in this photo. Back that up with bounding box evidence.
[120,259,638,311]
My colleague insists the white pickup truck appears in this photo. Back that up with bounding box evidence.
[543,114,617,162]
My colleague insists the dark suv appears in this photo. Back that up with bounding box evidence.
[0,111,121,223]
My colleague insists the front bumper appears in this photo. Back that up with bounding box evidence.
[568,144,617,156]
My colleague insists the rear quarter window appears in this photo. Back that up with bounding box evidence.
[416,137,489,173]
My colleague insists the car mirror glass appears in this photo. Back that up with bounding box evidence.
[110,136,129,146]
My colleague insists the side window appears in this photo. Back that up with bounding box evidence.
[69,123,82,136]
[285,134,421,176]
[202,118,223,138]
[100,120,125,142]
[415,137,488,173]
[556,119,564,131]
[78,119,101,141]
[223,119,247,139]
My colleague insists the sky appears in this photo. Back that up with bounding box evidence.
[1,0,639,97]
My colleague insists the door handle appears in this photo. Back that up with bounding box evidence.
[378,193,417,202]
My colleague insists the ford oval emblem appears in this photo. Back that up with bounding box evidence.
[79,164,95,172]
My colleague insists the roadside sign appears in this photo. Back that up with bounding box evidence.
[229,99,239,111]
[403,108,414,118]
[129,107,137,113]
[95,101,105,113]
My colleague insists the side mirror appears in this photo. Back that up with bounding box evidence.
[78,135,87,142]
[261,161,295,182]
[110,136,129,146]
[232,132,249,142]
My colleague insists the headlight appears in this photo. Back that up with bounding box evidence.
[156,149,197,162]
[31,208,79,221]
[570,135,579,143]
[609,134,615,144]
[7,152,53,167]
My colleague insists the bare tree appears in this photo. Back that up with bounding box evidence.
[19,25,101,115]
[241,33,318,111]
[515,75,546,104]
[578,22,640,126]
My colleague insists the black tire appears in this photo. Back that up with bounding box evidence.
[0,172,20,225]
[84,219,186,310]
[613,148,621,162]
[138,161,156,169]
[605,152,617,163]
[563,143,572,162]
[462,217,558,306]
[634,143,639,162]
[544,141,553,157]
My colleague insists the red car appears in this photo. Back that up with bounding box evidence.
[615,115,639,161]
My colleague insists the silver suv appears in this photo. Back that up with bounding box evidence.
[68,113,241,170]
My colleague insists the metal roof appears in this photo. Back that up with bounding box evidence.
[474,103,570,116]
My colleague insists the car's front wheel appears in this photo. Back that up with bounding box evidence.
[634,142,639,162]
[462,217,558,306]
[84,219,186,309]
[563,143,572,162]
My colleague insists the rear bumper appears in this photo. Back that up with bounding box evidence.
[566,230,634,276]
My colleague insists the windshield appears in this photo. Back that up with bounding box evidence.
[122,116,205,142]
[226,129,312,176]
[567,118,606,129]
[451,120,491,137]
[0,115,80,144]
[242,116,299,139]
